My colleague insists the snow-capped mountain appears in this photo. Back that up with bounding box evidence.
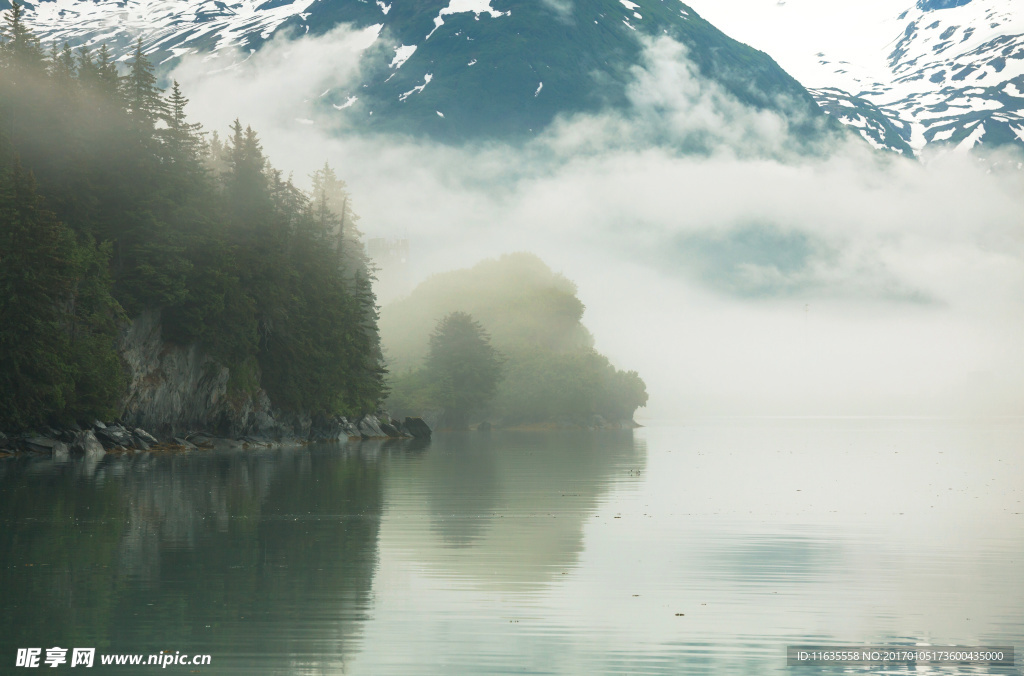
[9,0,839,144]
[807,87,916,156]
[9,0,318,64]
[809,0,1024,154]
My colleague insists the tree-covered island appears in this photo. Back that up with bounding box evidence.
[383,254,648,430]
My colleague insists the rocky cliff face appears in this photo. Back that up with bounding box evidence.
[118,311,294,438]
[115,311,422,443]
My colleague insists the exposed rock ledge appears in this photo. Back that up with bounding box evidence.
[119,309,272,438]
[117,310,428,443]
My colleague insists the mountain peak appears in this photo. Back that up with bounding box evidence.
[17,0,835,147]
[803,0,1023,155]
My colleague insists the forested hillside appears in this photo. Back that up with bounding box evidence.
[382,253,647,427]
[0,3,385,431]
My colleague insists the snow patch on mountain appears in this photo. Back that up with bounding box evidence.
[957,121,986,150]
[804,0,1024,154]
[390,44,417,69]
[25,0,320,59]
[399,73,433,101]
[426,0,511,40]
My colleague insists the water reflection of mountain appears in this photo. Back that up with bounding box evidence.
[380,430,646,589]
[0,446,385,675]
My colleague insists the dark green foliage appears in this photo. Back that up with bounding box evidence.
[123,38,163,134]
[493,350,646,424]
[161,80,205,168]
[0,1,43,71]
[0,161,124,428]
[0,161,78,427]
[63,236,126,419]
[0,4,386,429]
[383,254,647,425]
[422,312,503,429]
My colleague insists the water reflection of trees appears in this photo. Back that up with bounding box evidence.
[0,445,386,675]
[388,430,646,589]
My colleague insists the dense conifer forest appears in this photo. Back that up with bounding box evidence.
[0,3,386,431]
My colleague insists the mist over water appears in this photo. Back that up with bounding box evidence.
[3,423,1021,674]
[170,26,1024,420]
[4,7,1023,675]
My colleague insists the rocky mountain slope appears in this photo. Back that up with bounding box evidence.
[12,0,837,143]
[808,0,1024,154]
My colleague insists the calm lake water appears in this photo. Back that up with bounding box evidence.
[1,420,1022,675]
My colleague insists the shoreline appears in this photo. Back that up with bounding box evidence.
[0,414,641,460]
[0,414,431,459]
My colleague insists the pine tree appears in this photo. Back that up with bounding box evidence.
[424,312,503,429]
[123,38,163,133]
[0,160,77,428]
[225,120,272,231]
[310,162,368,275]
[95,44,120,100]
[75,45,98,85]
[0,2,45,72]
[0,1,47,164]
[48,42,76,85]
[161,80,205,169]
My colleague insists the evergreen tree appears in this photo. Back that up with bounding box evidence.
[0,1,44,72]
[224,120,272,231]
[424,312,503,429]
[94,44,120,100]
[0,160,76,428]
[310,162,367,275]
[48,42,75,86]
[161,80,205,170]
[0,1,46,169]
[344,269,388,414]
[63,234,126,422]
[0,160,123,429]
[75,45,98,86]
[123,38,162,134]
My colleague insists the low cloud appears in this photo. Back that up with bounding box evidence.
[169,26,1024,418]
[171,22,385,134]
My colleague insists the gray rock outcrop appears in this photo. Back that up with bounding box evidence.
[119,310,298,439]
[24,437,61,453]
[51,442,70,461]
[357,415,386,439]
[403,417,432,439]
[71,431,106,459]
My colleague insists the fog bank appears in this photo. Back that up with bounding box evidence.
[170,26,1024,419]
